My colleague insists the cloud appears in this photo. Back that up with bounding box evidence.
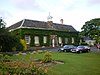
[9,0,44,11]
[88,0,100,5]
[89,0,100,4]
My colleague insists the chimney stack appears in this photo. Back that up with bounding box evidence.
[60,19,63,25]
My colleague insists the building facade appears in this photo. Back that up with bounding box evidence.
[8,19,79,47]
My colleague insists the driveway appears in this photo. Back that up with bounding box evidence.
[45,46,100,53]
[90,46,100,52]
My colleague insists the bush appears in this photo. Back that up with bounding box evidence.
[43,52,52,63]
[0,32,19,52]
[0,56,48,75]
[80,42,88,45]
[32,51,37,54]
[18,52,23,55]
[44,50,48,53]
[26,51,31,55]
[12,47,16,52]
[38,50,43,54]
[16,41,23,51]
[20,39,27,51]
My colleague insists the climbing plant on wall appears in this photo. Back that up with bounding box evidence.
[11,28,79,47]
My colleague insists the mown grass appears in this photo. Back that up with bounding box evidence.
[1,52,100,75]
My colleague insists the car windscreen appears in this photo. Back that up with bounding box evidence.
[63,45,74,48]
[77,46,84,48]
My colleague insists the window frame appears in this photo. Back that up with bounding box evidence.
[65,38,68,44]
[58,37,62,44]
[34,36,39,45]
[72,37,74,44]
[43,36,47,44]
[25,35,31,44]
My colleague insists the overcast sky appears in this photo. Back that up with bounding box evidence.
[0,0,100,31]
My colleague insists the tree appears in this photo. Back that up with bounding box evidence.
[0,17,5,29]
[81,18,100,44]
[0,18,23,52]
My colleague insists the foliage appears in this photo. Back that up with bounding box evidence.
[38,50,43,54]
[0,54,48,75]
[32,51,37,54]
[0,18,23,52]
[20,39,27,50]
[1,52,100,75]
[44,50,48,53]
[26,51,31,54]
[18,52,23,55]
[0,32,19,52]
[80,42,88,45]
[0,18,5,29]
[81,18,100,43]
[12,28,79,47]
[43,52,52,63]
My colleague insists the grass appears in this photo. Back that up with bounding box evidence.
[1,52,100,75]
[48,52,100,75]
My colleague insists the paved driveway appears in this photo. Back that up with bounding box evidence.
[90,46,100,52]
[45,46,100,53]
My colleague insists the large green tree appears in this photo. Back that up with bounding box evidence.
[81,18,100,44]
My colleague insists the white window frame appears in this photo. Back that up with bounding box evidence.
[65,38,68,44]
[34,36,39,44]
[43,36,47,44]
[25,35,30,44]
[72,37,74,43]
[59,37,62,44]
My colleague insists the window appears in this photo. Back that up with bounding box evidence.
[59,37,62,44]
[72,37,74,43]
[35,36,39,44]
[43,36,47,43]
[65,38,68,44]
[25,35,30,44]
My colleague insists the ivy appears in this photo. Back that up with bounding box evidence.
[11,28,79,47]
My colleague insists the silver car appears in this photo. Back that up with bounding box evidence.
[71,46,91,53]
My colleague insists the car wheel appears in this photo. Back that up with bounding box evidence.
[64,50,66,52]
[87,50,90,53]
[79,50,82,53]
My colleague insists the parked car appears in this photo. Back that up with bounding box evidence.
[96,44,100,49]
[84,46,91,50]
[71,46,90,53]
[58,45,75,52]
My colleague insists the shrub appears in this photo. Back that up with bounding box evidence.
[0,57,48,75]
[12,47,16,52]
[0,54,3,62]
[3,55,11,62]
[26,51,31,55]
[32,51,37,54]
[20,39,27,51]
[0,32,20,52]
[16,40,23,51]
[88,44,93,47]
[44,50,48,53]
[38,50,43,54]
[81,42,88,45]
[43,52,52,63]
[18,52,23,55]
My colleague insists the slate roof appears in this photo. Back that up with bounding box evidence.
[8,19,77,32]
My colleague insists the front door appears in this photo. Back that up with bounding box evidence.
[50,35,58,47]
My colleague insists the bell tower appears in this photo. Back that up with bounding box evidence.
[47,12,53,27]
[47,12,53,21]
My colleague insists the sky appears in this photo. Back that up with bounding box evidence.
[0,0,100,31]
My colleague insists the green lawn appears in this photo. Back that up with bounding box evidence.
[1,52,100,75]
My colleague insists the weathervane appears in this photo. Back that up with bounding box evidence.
[47,12,53,21]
